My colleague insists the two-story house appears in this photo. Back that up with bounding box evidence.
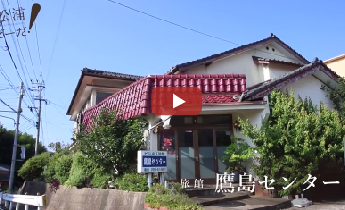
[68,34,339,184]
[66,68,143,144]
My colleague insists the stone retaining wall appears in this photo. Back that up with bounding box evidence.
[19,181,147,210]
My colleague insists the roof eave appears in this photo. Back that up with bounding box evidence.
[66,71,142,115]
[167,36,309,75]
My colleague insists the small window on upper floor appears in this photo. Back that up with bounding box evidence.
[96,92,113,105]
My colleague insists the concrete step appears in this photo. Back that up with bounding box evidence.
[184,183,255,198]
[189,191,252,206]
[203,196,292,210]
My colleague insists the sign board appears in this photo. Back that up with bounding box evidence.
[137,150,167,173]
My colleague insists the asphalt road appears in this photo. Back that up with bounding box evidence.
[285,200,345,210]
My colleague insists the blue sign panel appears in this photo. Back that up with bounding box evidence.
[142,156,167,167]
[137,150,168,173]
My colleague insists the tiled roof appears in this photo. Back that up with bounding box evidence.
[67,68,143,115]
[82,74,246,129]
[242,58,340,101]
[252,56,303,67]
[167,34,309,75]
[82,68,143,80]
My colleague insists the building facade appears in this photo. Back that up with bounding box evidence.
[67,34,339,184]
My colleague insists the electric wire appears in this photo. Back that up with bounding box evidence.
[0,98,16,112]
[0,1,38,114]
[46,0,67,83]
[106,0,305,62]
[15,0,38,80]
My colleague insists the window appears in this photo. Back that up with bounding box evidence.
[159,130,175,155]
[216,130,231,147]
[170,115,231,126]
[96,92,113,105]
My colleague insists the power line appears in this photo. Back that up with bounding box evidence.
[34,23,43,79]
[1,0,32,82]
[107,0,239,45]
[46,0,67,83]
[15,0,38,80]
[0,1,38,111]
[0,98,16,112]
[0,65,35,116]
[106,1,304,62]
[0,21,20,78]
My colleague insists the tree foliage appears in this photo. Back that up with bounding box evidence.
[48,141,71,155]
[0,125,47,165]
[239,91,345,196]
[76,109,147,176]
[0,124,47,187]
[223,136,253,172]
[322,77,345,120]
[66,152,112,188]
[17,152,50,181]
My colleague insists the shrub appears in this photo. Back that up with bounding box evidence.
[115,173,148,192]
[54,155,73,184]
[240,91,345,196]
[76,109,146,176]
[43,153,61,182]
[66,152,113,188]
[67,152,95,187]
[91,168,113,189]
[145,184,202,210]
[18,152,50,181]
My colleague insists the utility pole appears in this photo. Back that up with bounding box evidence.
[30,81,47,156]
[8,82,24,194]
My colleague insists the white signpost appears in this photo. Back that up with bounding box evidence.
[137,150,167,189]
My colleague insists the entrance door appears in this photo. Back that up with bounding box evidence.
[178,129,216,184]
[178,130,196,180]
[196,129,215,182]
[177,129,232,184]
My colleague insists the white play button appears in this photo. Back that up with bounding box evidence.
[173,94,185,109]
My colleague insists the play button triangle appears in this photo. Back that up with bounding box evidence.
[173,94,186,109]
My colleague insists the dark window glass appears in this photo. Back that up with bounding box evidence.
[171,116,193,126]
[178,130,193,147]
[96,92,113,104]
[198,115,231,126]
[171,115,231,126]
[198,130,213,147]
[216,130,231,147]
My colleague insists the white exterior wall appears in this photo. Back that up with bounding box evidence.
[269,63,297,79]
[184,44,301,87]
[283,75,335,109]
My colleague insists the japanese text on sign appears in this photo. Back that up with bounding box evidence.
[137,150,168,173]
[214,173,340,193]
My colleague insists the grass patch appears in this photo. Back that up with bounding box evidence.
[145,184,203,210]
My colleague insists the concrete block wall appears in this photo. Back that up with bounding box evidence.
[18,181,147,210]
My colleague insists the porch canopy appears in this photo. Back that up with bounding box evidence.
[81,74,256,129]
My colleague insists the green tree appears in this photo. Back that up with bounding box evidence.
[0,126,47,165]
[322,77,345,121]
[239,91,345,196]
[48,141,71,155]
[76,109,146,176]
[18,152,50,181]
[0,124,47,187]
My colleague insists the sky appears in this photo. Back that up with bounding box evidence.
[0,0,344,148]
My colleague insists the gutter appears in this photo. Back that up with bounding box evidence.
[202,101,266,106]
